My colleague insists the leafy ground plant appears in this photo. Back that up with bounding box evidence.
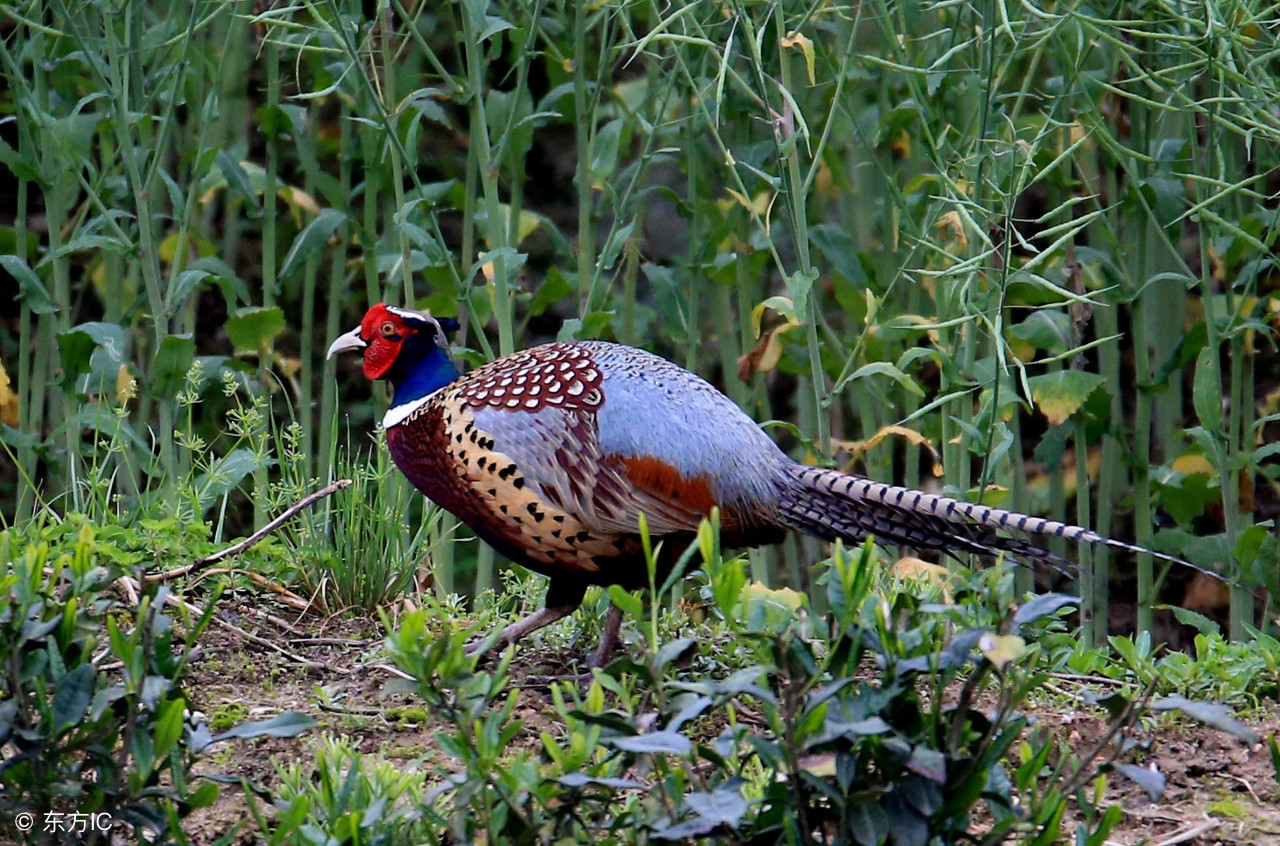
[262,531,1262,845]
[0,518,315,845]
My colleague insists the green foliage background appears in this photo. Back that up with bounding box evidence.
[1,0,1278,638]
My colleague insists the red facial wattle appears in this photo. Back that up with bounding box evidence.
[358,304,415,381]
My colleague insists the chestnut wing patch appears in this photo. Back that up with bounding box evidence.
[469,405,714,538]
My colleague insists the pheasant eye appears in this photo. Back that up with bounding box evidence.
[380,321,397,337]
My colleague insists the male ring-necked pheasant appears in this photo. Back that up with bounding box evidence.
[329,303,1191,665]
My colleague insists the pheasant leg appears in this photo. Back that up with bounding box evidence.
[588,603,625,668]
[466,603,579,658]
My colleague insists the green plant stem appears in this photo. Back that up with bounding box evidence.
[1131,297,1156,636]
[1074,415,1096,646]
[1094,303,1123,646]
[460,7,513,357]
[572,1,596,314]
[14,171,35,521]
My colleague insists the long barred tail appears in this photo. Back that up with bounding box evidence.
[776,464,1198,572]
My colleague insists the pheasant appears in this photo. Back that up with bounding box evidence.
[329,303,1194,665]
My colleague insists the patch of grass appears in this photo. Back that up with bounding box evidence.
[385,706,430,725]
[1206,796,1253,820]
[210,703,251,732]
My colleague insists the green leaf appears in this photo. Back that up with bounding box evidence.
[57,322,128,391]
[153,697,185,758]
[810,224,868,290]
[1013,593,1080,626]
[1007,310,1072,357]
[610,729,692,755]
[675,787,750,834]
[0,136,41,182]
[527,266,573,318]
[653,638,697,672]
[195,448,274,507]
[279,208,346,279]
[223,306,285,354]
[1147,696,1258,743]
[1233,523,1274,572]
[606,586,644,620]
[52,664,96,735]
[588,119,623,186]
[1147,320,1207,390]
[1157,469,1217,527]
[1162,605,1220,636]
[479,14,515,42]
[834,361,924,397]
[905,746,947,783]
[558,773,646,790]
[784,267,820,320]
[1109,762,1165,801]
[707,556,745,621]
[1027,371,1106,426]
[163,268,212,318]
[215,150,261,213]
[0,255,58,314]
[1192,346,1225,435]
[558,311,614,341]
[847,801,889,846]
[186,781,220,810]
[211,711,315,743]
[149,335,196,399]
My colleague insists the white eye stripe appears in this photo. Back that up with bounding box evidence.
[383,305,448,346]
[385,305,423,320]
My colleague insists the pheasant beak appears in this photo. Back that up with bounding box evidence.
[326,326,368,359]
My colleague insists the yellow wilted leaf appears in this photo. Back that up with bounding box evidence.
[279,185,322,223]
[890,130,910,160]
[780,31,815,86]
[797,753,836,778]
[937,210,968,248]
[740,582,806,634]
[737,323,797,382]
[89,260,137,314]
[158,231,217,269]
[979,633,1027,670]
[1028,370,1105,426]
[0,361,19,427]
[814,158,835,198]
[834,425,939,474]
[891,556,952,601]
[484,204,543,249]
[1259,384,1280,422]
[724,188,774,217]
[751,296,801,336]
[1172,453,1214,477]
[275,355,302,379]
[115,364,136,406]
[724,188,752,210]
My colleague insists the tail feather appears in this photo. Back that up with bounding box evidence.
[775,465,1206,574]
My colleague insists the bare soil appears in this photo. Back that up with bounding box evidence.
[179,603,1280,846]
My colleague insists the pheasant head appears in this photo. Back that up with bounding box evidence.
[327,303,462,412]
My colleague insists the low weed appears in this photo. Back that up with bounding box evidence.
[264,528,1257,845]
[0,520,313,844]
[1061,628,1280,710]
